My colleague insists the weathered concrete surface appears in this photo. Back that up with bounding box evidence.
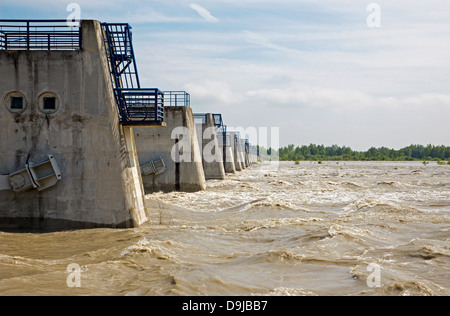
[238,141,245,169]
[195,114,225,180]
[222,146,236,174]
[0,20,149,230]
[230,133,248,171]
[229,132,243,172]
[134,106,206,193]
[217,131,235,174]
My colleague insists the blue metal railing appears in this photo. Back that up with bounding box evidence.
[114,88,164,124]
[0,31,5,48]
[0,20,81,50]
[193,113,225,129]
[212,114,223,128]
[193,113,207,124]
[163,91,190,107]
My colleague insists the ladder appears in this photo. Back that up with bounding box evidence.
[101,23,140,89]
[101,23,164,124]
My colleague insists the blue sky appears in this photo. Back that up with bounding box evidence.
[1,0,450,150]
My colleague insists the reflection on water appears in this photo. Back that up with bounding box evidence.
[1,161,449,296]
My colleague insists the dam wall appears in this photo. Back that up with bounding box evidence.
[218,132,236,174]
[230,132,244,172]
[134,106,206,193]
[0,20,149,229]
[0,19,259,231]
[195,113,226,180]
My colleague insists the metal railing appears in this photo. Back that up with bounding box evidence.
[212,113,223,128]
[0,20,81,50]
[163,91,190,107]
[114,88,164,124]
[193,113,207,124]
[0,32,5,48]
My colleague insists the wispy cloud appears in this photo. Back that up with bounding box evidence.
[243,30,300,55]
[190,3,219,23]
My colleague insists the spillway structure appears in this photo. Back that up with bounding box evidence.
[0,19,261,230]
[0,19,165,229]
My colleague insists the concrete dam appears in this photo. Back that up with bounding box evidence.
[0,20,259,230]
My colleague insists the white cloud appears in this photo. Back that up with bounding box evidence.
[185,80,244,105]
[243,30,300,55]
[189,3,219,23]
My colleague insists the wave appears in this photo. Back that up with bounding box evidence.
[238,248,363,267]
[356,280,450,296]
[342,181,363,188]
[254,287,320,296]
[377,181,401,187]
[239,217,322,232]
[341,198,423,215]
[327,224,375,241]
[120,238,184,264]
[395,238,450,260]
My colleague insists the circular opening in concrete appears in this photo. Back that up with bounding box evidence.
[38,92,60,115]
[3,91,28,114]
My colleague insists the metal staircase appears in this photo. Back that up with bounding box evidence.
[101,23,164,125]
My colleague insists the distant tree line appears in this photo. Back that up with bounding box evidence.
[260,144,450,162]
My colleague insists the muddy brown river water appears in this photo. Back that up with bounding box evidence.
[1,161,449,296]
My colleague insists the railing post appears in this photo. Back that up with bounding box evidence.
[160,91,164,122]
[4,34,7,50]
[79,25,82,49]
[48,34,51,50]
[26,21,30,50]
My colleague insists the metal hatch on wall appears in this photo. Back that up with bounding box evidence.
[141,158,166,176]
[8,155,62,192]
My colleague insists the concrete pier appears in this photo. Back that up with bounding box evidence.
[195,114,225,180]
[218,132,236,174]
[134,106,206,193]
[237,137,247,170]
[229,132,243,172]
[243,139,250,168]
[0,20,149,229]
[240,140,247,169]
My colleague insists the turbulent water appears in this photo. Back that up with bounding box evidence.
[1,161,449,296]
